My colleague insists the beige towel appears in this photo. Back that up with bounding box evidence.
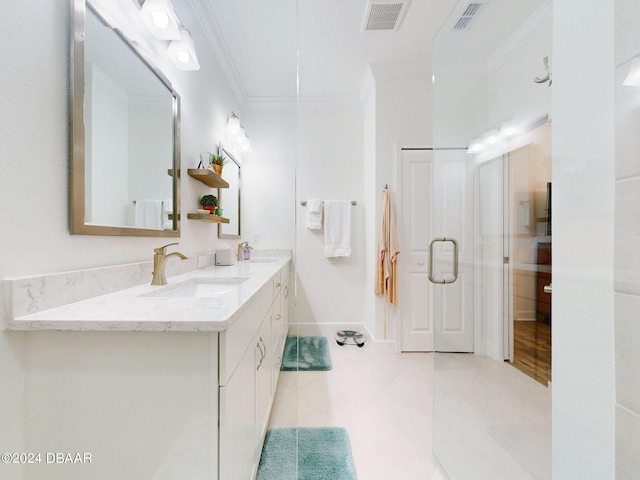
[374,190,400,305]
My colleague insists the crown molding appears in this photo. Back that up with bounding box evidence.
[486,1,552,76]
[188,0,247,103]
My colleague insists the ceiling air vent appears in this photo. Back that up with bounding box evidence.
[453,2,483,30]
[362,0,410,32]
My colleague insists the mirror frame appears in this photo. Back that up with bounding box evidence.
[70,0,180,237]
[218,147,241,239]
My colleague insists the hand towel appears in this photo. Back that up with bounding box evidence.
[375,189,400,305]
[324,200,351,257]
[306,199,323,230]
[161,198,173,230]
[134,199,163,230]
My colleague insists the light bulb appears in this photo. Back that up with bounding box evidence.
[151,11,169,29]
[176,51,190,64]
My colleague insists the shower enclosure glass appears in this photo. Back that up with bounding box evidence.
[432,1,552,478]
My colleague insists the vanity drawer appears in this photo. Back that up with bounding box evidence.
[219,285,272,386]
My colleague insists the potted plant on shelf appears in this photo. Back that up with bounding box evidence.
[208,152,227,177]
[200,194,218,214]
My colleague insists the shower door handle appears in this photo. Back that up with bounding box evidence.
[428,237,459,284]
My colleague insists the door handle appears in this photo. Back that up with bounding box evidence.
[428,237,459,284]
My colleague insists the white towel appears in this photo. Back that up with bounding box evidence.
[162,198,173,230]
[324,200,351,257]
[306,199,323,230]
[134,199,163,229]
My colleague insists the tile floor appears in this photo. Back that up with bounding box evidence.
[268,338,551,480]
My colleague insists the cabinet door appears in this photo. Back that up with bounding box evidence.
[272,276,290,392]
[254,308,273,462]
[281,274,290,340]
[219,339,254,480]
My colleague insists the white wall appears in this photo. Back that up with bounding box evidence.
[362,69,377,338]
[242,106,297,250]
[614,0,640,476]
[552,0,616,478]
[294,101,366,328]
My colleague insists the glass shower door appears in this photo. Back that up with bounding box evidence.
[431,1,552,479]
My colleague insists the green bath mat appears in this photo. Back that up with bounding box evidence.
[257,427,358,480]
[281,336,332,371]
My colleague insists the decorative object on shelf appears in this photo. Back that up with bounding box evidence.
[215,207,223,216]
[225,112,252,153]
[208,152,227,177]
[200,194,218,213]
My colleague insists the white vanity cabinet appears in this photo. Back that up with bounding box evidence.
[272,265,290,391]
[219,262,290,480]
[11,257,292,480]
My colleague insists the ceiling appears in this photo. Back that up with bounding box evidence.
[194,0,547,103]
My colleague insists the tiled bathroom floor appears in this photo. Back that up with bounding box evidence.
[268,338,550,480]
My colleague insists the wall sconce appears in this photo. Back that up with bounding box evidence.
[139,0,181,40]
[226,113,242,135]
[167,29,200,70]
[623,56,640,86]
[225,113,252,153]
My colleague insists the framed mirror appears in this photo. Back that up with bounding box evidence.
[218,147,241,239]
[70,0,180,237]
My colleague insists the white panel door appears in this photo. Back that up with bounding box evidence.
[431,149,474,353]
[400,149,434,351]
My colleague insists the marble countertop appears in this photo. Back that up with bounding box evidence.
[5,257,289,332]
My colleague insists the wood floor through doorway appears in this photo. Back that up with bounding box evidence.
[511,320,551,385]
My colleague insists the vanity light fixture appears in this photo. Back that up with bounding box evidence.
[239,128,253,153]
[484,128,500,145]
[500,118,521,137]
[225,113,252,153]
[623,56,640,86]
[167,29,200,70]
[139,0,181,40]
[226,113,242,135]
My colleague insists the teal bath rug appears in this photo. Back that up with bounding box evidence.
[281,336,332,371]
[256,427,358,480]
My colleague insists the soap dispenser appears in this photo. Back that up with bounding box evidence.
[243,242,253,261]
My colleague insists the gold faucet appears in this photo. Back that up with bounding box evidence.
[151,243,188,285]
[237,242,247,262]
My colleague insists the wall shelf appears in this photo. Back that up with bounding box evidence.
[187,169,229,189]
[187,213,230,223]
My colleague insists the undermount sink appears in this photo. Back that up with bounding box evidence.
[143,277,249,298]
